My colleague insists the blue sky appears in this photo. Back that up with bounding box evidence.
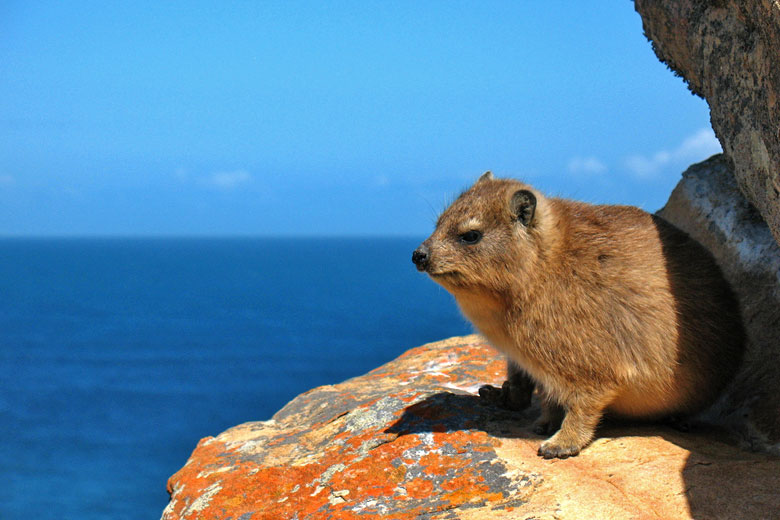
[0,1,719,236]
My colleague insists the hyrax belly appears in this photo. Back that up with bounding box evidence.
[413,172,744,459]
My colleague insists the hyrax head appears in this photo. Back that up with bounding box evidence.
[412,171,542,294]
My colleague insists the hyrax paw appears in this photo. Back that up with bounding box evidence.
[537,439,581,459]
[664,415,693,433]
[478,381,531,411]
[532,419,556,436]
[478,384,504,405]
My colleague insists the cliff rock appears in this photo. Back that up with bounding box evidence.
[634,0,780,247]
[162,335,780,519]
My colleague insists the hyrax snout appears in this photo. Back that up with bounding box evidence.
[414,171,744,458]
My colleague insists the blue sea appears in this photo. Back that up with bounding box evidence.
[0,237,472,520]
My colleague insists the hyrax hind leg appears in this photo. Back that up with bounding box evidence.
[478,360,534,411]
[532,392,564,435]
[538,390,616,459]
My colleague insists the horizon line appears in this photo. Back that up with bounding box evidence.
[0,232,427,240]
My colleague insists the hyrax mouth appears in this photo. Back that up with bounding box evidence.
[413,242,463,282]
[425,269,464,288]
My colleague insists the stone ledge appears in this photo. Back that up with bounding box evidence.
[161,335,780,519]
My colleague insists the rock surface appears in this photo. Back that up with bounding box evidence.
[658,154,780,449]
[634,0,780,246]
[162,335,780,519]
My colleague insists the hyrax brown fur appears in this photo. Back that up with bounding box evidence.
[413,172,745,459]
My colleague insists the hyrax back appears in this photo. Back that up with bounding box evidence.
[413,172,744,458]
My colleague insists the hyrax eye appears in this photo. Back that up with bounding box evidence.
[459,230,483,245]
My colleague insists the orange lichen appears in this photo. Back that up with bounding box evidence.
[163,337,525,519]
[403,477,435,499]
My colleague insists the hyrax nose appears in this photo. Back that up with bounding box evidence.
[412,245,430,271]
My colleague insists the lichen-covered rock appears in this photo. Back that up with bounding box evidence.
[658,154,780,449]
[634,0,780,246]
[162,335,780,519]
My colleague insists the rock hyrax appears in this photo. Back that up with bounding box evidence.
[412,172,745,458]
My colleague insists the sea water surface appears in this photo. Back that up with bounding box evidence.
[0,237,472,519]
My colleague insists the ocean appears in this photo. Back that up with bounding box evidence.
[0,237,472,519]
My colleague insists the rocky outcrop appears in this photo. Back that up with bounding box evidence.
[634,0,780,247]
[162,335,780,519]
[658,154,780,449]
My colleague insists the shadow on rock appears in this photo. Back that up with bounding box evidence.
[386,390,688,443]
[672,427,780,520]
[385,390,540,439]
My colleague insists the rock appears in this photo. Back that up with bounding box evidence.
[634,0,780,247]
[658,154,780,450]
[162,335,780,519]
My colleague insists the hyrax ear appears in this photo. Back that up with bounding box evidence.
[510,189,536,226]
[477,171,494,183]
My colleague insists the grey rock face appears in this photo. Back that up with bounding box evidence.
[658,155,780,449]
[635,0,780,247]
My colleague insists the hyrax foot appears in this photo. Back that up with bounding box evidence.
[532,417,560,436]
[664,415,693,433]
[478,379,531,411]
[478,384,503,403]
[535,395,608,459]
[538,436,582,459]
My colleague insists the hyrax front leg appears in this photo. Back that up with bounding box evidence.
[478,360,534,411]
[537,392,614,459]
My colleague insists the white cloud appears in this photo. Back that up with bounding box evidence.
[567,156,607,175]
[624,128,721,179]
[676,127,723,160]
[202,170,252,190]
